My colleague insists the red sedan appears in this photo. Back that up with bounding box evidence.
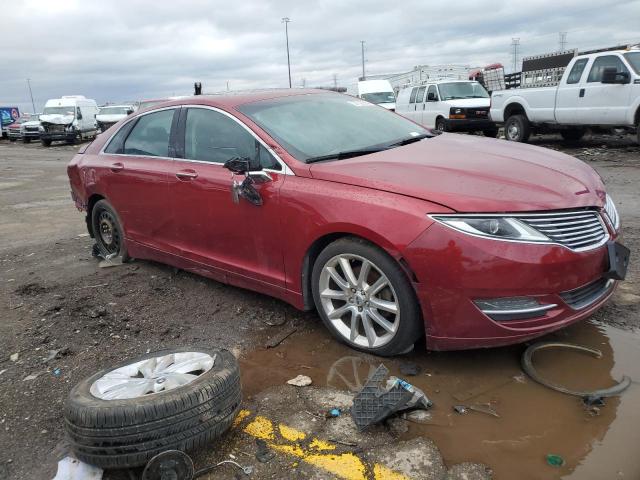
[67,90,628,355]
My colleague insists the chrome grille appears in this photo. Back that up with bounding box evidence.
[516,210,607,251]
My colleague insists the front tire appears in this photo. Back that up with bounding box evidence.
[91,199,129,261]
[435,117,448,133]
[23,137,31,144]
[41,138,52,147]
[505,114,531,142]
[312,238,423,356]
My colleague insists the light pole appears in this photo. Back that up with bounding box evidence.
[281,17,292,88]
[360,41,366,80]
[26,78,36,113]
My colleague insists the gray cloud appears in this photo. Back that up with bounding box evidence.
[2,0,638,112]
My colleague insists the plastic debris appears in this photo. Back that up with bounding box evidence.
[53,368,62,377]
[546,454,565,467]
[453,405,468,415]
[287,375,312,387]
[52,456,103,480]
[351,364,433,430]
[326,408,341,418]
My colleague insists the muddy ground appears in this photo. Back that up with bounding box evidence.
[0,133,639,480]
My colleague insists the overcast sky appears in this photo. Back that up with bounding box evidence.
[2,0,639,112]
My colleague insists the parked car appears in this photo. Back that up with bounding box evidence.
[0,106,20,138]
[490,48,640,143]
[96,105,135,132]
[8,114,41,143]
[396,80,497,136]
[40,96,99,146]
[67,90,627,356]
[346,80,396,110]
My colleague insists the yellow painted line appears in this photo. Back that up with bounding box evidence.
[232,409,251,427]
[239,413,410,480]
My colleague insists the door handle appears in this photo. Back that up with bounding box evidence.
[579,88,585,98]
[110,162,124,172]
[175,170,198,180]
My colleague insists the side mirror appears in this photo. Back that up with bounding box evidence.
[427,92,437,101]
[601,67,630,84]
[223,156,262,175]
[126,109,134,115]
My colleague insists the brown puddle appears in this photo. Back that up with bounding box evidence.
[240,320,640,479]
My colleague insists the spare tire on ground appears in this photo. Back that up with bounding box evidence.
[64,347,242,469]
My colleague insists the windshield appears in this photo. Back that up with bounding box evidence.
[43,106,75,116]
[99,106,130,115]
[624,52,640,74]
[438,82,489,100]
[238,94,430,162]
[360,91,396,104]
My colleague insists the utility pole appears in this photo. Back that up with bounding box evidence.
[332,73,338,89]
[511,38,520,73]
[559,32,567,52]
[26,78,36,113]
[360,41,366,80]
[281,17,292,88]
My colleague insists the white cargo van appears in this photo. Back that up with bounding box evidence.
[396,80,497,136]
[346,80,396,110]
[39,96,99,146]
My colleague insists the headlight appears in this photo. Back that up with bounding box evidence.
[604,194,620,231]
[431,215,549,242]
[449,107,466,119]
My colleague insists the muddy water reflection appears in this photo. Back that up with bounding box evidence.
[240,320,640,479]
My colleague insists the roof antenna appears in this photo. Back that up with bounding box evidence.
[194,82,202,95]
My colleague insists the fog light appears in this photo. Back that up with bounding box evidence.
[474,297,557,321]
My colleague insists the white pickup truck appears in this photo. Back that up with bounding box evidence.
[490,48,640,143]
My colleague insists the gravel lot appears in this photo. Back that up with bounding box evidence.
[0,134,638,479]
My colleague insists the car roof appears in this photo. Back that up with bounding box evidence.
[139,88,329,112]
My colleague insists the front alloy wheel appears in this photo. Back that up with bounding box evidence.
[319,254,400,349]
[312,238,423,356]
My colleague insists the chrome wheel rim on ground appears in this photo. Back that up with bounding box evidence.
[319,254,400,349]
[98,210,120,254]
[90,352,215,400]
[507,122,520,140]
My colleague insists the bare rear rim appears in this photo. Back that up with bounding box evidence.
[318,253,400,349]
[96,208,121,255]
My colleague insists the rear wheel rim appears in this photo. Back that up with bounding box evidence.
[97,209,121,254]
[319,254,400,349]
[90,352,215,400]
[507,121,520,140]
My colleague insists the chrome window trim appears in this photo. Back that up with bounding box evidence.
[428,211,610,252]
[99,104,294,176]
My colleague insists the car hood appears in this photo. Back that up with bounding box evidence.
[308,134,606,212]
[96,114,126,122]
[40,114,74,125]
[443,98,490,108]
[22,120,40,127]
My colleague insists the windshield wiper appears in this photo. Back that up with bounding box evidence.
[306,147,389,164]
[386,133,432,147]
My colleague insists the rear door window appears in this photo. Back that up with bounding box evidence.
[123,109,175,157]
[409,88,418,104]
[587,55,629,83]
[427,85,438,101]
[415,86,426,103]
[566,58,588,84]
